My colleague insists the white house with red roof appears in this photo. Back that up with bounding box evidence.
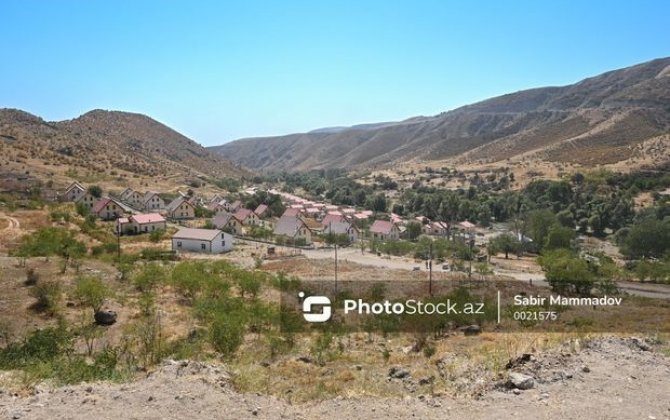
[64,182,86,202]
[254,204,269,218]
[91,197,126,221]
[369,220,400,241]
[233,208,259,226]
[117,213,167,235]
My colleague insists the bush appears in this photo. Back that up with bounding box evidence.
[29,280,62,315]
[209,315,244,357]
[74,276,112,313]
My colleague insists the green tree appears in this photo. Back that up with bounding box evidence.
[74,276,112,314]
[544,226,576,250]
[88,185,103,198]
[620,218,670,259]
[539,250,594,296]
[405,222,423,242]
[488,233,521,259]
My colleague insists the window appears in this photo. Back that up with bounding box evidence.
[200,243,206,250]
[177,241,182,247]
[222,241,225,247]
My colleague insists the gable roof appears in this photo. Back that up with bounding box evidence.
[234,208,255,221]
[65,181,85,193]
[131,213,166,224]
[173,228,222,241]
[274,215,308,237]
[326,221,356,235]
[91,197,113,214]
[120,188,134,199]
[322,213,346,227]
[142,191,161,204]
[254,204,269,217]
[282,208,300,218]
[166,197,194,213]
[212,212,241,228]
[370,220,397,235]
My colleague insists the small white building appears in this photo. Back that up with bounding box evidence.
[171,228,233,254]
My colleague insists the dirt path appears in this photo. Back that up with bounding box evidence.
[0,337,668,419]
[0,213,20,231]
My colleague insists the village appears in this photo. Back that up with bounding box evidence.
[58,180,502,274]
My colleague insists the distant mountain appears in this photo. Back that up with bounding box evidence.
[0,109,249,179]
[210,57,670,172]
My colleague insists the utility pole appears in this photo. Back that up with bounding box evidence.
[429,242,433,297]
[117,220,121,262]
[334,242,338,295]
[468,233,474,286]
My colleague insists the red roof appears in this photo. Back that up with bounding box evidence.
[254,203,269,216]
[131,213,166,224]
[234,208,254,221]
[322,213,346,227]
[282,208,300,217]
[91,197,112,214]
[370,220,397,235]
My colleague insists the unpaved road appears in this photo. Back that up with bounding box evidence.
[301,246,670,300]
[0,337,668,419]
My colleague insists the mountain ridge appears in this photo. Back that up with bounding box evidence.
[210,57,670,172]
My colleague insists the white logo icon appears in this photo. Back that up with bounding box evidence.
[299,291,331,323]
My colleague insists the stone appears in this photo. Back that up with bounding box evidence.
[389,366,411,379]
[508,372,534,390]
[94,310,117,326]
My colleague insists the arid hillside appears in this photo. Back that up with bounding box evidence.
[211,57,670,172]
[0,109,250,181]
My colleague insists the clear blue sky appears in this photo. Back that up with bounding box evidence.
[1,1,668,145]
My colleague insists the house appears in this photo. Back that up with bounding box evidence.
[64,182,86,202]
[274,215,312,245]
[91,197,126,221]
[142,191,165,211]
[117,213,167,235]
[321,213,346,228]
[172,228,233,254]
[165,197,195,220]
[207,201,229,215]
[423,221,449,236]
[324,220,359,243]
[225,200,242,212]
[75,191,97,209]
[369,220,401,241]
[254,204,269,218]
[303,218,323,234]
[234,208,259,226]
[260,216,278,230]
[120,188,144,208]
[212,212,243,235]
[282,208,300,218]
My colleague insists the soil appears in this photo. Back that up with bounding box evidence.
[1,337,668,419]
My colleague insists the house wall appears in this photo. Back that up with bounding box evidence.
[66,187,85,202]
[170,203,195,219]
[133,221,167,233]
[145,195,164,211]
[172,232,233,253]
[97,203,123,221]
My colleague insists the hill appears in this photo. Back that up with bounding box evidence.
[210,57,670,172]
[0,109,250,186]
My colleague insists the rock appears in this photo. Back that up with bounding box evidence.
[505,353,532,369]
[512,389,521,395]
[389,366,411,379]
[508,372,534,390]
[418,376,434,385]
[252,407,260,415]
[94,310,118,326]
[582,366,590,373]
[462,325,481,336]
[354,364,363,371]
[297,356,315,364]
[631,338,651,351]
[85,386,93,393]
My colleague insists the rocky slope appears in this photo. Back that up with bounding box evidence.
[211,57,670,172]
[1,337,668,419]
[0,109,249,179]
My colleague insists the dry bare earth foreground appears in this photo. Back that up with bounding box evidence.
[1,338,669,420]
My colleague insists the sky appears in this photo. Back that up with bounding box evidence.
[1,1,669,146]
